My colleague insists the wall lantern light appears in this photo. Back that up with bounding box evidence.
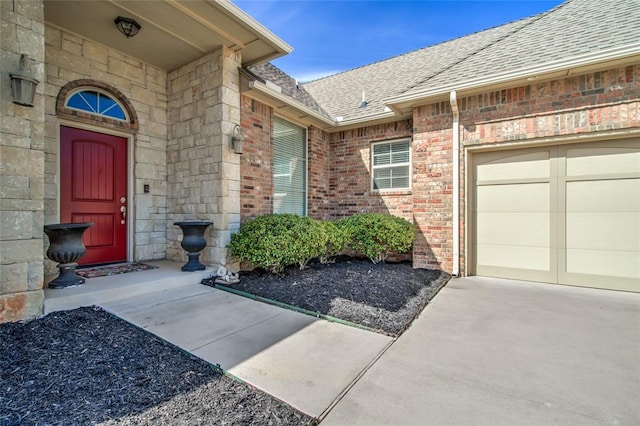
[231,125,245,154]
[10,54,39,107]
[114,16,141,38]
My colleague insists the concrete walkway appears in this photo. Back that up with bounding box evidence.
[323,277,640,425]
[99,283,391,418]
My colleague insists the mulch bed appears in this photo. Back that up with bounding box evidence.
[0,307,313,426]
[204,257,450,337]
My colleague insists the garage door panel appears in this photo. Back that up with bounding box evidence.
[476,150,550,181]
[473,140,639,292]
[476,244,550,271]
[566,179,640,212]
[566,212,639,252]
[477,212,549,247]
[476,183,550,212]
[566,249,640,280]
[565,146,640,176]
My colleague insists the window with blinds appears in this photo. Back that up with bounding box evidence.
[371,139,411,190]
[273,117,307,215]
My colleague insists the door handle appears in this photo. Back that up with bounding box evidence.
[120,206,126,223]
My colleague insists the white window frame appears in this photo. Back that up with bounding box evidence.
[64,88,129,122]
[273,116,308,216]
[371,138,412,191]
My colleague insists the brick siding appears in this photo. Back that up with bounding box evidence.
[239,65,638,274]
[239,96,273,220]
[412,65,640,273]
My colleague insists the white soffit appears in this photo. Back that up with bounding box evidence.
[43,0,291,71]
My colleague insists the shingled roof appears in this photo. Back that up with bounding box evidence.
[246,0,640,125]
[245,63,332,120]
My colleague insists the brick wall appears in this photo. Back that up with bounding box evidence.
[412,65,640,273]
[239,96,273,220]
[238,66,638,274]
[460,66,639,144]
[0,0,46,322]
[307,126,330,219]
[43,25,169,264]
[412,102,455,271]
[238,97,332,221]
[327,120,414,221]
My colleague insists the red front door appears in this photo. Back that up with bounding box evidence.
[60,126,128,265]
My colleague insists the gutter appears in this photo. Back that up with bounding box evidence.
[449,91,460,277]
[334,109,400,129]
[385,42,640,108]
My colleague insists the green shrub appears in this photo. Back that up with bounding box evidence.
[338,213,415,264]
[318,220,350,264]
[228,214,326,273]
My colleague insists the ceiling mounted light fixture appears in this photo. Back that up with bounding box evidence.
[114,16,141,38]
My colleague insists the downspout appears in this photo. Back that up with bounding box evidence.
[449,91,460,276]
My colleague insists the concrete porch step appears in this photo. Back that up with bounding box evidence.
[44,260,214,315]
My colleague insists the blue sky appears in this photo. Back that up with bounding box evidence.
[234,0,564,82]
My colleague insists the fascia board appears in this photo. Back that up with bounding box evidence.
[333,111,409,131]
[212,0,293,60]
[246,80,337,129]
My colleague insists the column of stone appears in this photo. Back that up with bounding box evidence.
[166,46,241,268]
[0,0,46,322]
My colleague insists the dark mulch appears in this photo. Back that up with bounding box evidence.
[0,307,313,426]
[204,257,450,337]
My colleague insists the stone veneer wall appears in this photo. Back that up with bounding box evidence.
[42,25,169,269]
[1,0,46,321]
[412,65,640,272]
[239,95,273,220]
[166,47,241,266]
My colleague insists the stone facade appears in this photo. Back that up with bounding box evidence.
[1,1,637,323]
[0,0,46,322]
[43,25,169,267]
[1,7,243,322]
[166,47,242,266]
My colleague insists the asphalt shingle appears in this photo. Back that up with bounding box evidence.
[246,0,639,123]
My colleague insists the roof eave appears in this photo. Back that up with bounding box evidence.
[385,42,640,113]
[333,110,411,131]
[215,0,293,65]
[240,76,337,130]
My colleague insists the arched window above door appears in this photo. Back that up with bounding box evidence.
[65,89,127,121]
[56,80,139,132]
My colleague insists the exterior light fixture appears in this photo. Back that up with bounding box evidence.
[114,16,141,38]
[10,54,39,107]
[231,125,245,154]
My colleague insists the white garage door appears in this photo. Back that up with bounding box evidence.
[472,140,639,292]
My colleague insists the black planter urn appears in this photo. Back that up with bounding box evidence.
[44,222,94,289]
[174,221,213,272]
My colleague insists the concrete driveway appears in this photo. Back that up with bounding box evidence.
[323,276,640,425]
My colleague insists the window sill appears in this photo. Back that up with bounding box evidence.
[371,189,412,196]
